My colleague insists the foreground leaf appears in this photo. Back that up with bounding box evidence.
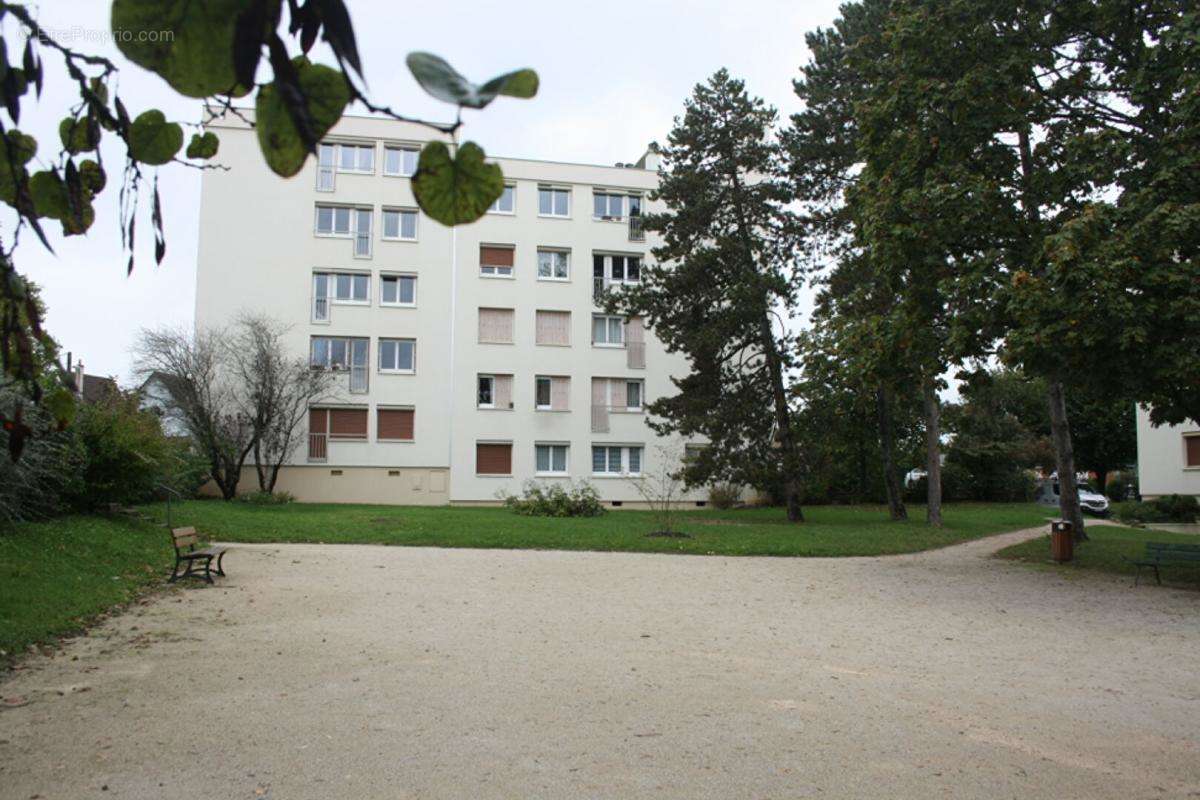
[186,131,220,159]
[128,110,184,165]
[255,58,349,177]
[406,52,538,109]
[112,0,254,97]
[411,141,503,226]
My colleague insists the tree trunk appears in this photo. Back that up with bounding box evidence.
[1047,380,1087,541]
[757,314,803,523]
[877,386,907,521]
[253,440,270,492]
[923,378,943,527]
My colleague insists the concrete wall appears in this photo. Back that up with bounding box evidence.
[1135,406,1200,497]
[201,466,450,505]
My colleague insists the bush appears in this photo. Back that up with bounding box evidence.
[237,490,296,505]
[501,480,605,517]
[0,400,84,525]
[70,389,181,509]
[1106,472,1139,502]
[1116,494,1199,525]
[708,482,741,509]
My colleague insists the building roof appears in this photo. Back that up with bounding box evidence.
[79,374,117,404]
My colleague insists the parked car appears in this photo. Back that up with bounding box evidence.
[1036,479,1110,516]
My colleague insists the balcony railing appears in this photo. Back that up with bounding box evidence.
[628,215,645,242]
[313,296,329,322]
[308,432,327,461]
[349,364,368,394]
[593,276,609,305]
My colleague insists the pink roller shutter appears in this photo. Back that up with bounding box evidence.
[494,374,513,409]
[625,316,646,369]
[479,308,514,343]
[535,310,570,345]
[550,377,570,410]
[590,378,609,432]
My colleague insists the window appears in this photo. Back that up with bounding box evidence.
[383,145,419,177]
[537,249,570,280]
[477,375,494,408]
[312,407,368,441]
[591,445,643,476]
[592,314,625,346]
[535,444,569,475]
[382,208,417,241]
[625,380,642,410]
[593,254,642,286]
[538,186,570,217]
[535,376,569,411]
[310,337,369,392]
[480,245,515,277]
[317,143,336,191]
[476,442,513,475]
[312,273,330,322]
[329,272,368,303]
[377,408,415,441]
[380,274,416,306]
[315,204,353,236]
[379,338,416,373]
[489,185,515,214]
[478,374,512,409]
[535,310,570,346]
[355,209,372,257]
[684,444,708,463]
[335,142,375,173]
[478,308,514,344]
[592,190,641,220]
[1186,435,1200,468]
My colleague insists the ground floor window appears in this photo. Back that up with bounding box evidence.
[592,444,642,475]
[536,443,569,475]
[476,442,513,475]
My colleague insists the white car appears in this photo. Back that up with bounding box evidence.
[1077,488,1111,517]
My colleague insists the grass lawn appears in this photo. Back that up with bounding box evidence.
[0,516,174,661]
[146,500,1053,558]
[995,524,1200,587]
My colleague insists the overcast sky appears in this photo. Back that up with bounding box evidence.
[12,0,843,385]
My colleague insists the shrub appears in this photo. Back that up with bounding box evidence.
[0,399,84,525]
[237,490,296,505]
[1106,472,1139,502]
[708,482,742,509]
[1116,494,1199,525]
[501,480,605,517]
[69,389,188,509]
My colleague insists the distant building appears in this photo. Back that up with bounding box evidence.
[137,371,189,438]
[69,360,116,404]
[1135,407,1199,498]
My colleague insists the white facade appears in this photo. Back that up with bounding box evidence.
[194,110,705,505]
[1135,406,1200,498]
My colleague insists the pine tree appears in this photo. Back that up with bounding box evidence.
[613,70,807,521]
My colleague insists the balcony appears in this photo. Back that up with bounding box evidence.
[312,364,369,394]
[308,432,327,461]
[628,215,645,242]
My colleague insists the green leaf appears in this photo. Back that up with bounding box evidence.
[406,52,538,109]
[128,110,183,165]
[59,117,99,154]
[411,141,504,226]
[255,57,349,178]
[477,69,539,101]
[111,0,253,98]
[186,131,220,159]
[0,130,36,204]
[29,170,68,219]
[79,159,106,194]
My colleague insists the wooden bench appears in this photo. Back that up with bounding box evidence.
[169,527,227,584]
[1127,542,1200,586]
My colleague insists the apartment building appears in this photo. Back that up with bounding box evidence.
[194,109,707,505]
[1136,408,1200,499]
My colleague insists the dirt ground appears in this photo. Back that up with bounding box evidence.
[1,526,1198,799]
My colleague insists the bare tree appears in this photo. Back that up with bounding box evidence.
[134,327,254,501]
[627,444,686,536]
[227,315,335,493]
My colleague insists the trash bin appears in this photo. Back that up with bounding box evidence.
[1050,519,1073,563]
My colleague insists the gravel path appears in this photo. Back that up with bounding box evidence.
[1,524,1198,799]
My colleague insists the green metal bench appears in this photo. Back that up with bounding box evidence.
[1126,542,1200,586]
